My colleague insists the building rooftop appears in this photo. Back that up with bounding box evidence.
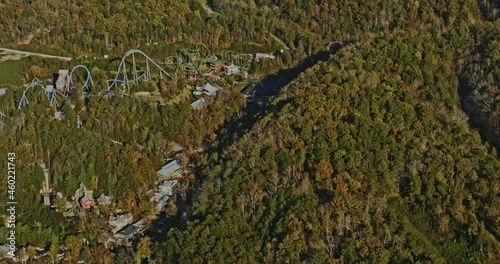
[162,180,178,188]
[0,245,12,255]
[97,194,112,206]
[157,160,182,179]
[159,180,177,196]
[45,85,54,93]
[194,82,219,96]
[255,53,275,61]
[115,219,145,238]
[109,213,133,234]
[151,192,171,202]
[133,218,145,227]
[190,97,205,109]
[151,193,161,202]
[225,64,240,75]
[55,70,69,91]
[80,194,95,210]
[58,69,69,75]
[159,195,170,203]
[116,225,137,238]
[154,195,170,211]
[109,213,133,227]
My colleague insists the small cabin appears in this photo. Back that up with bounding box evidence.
[194,83,219,96]
[157,160,182,180]
[55,70,69,91]
[224,64,240,75]
[159,180,178,196]
[255,53,275,61]
[81,195,95,210]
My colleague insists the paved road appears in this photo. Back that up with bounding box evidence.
[0,48,72,61]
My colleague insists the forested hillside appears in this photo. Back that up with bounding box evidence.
[0,0,499,263]
[460,25,500,147]
[156,1,500,262]
[1,0,498,138]
[160,31,500,263]
[0,86,243,256]
[1,0,496,57]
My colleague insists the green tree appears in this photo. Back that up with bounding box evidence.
[136,237,152,263]
[65,236,82,262]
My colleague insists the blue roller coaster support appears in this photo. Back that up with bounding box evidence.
[69,65,94,97]
[16,50,175,110]
[107,49,176,94]
[18,78,52,109]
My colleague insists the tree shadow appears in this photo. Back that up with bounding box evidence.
[147,44,345,244]
[214,44,343,152]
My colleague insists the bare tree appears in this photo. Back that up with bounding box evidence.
[322,228,336,257]
[236,194,247,216]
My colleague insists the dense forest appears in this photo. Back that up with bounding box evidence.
[1,0,498,138]
[157,1,499,263]
[160,31,500,263]
[0,85,244,258]
[0,0,499,263]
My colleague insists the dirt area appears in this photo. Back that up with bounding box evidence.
[19,34,35,45]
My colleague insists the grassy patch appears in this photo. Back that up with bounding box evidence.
[0,59,26,86]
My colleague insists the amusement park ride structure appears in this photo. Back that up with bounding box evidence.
[107,49,175,94]
[16,49,176,110]
[165,43,254,77]
[9,44,274,114]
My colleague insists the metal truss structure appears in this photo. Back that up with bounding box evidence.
[107,49,175,94]
[68,65,94,96]
[16,50,173,110]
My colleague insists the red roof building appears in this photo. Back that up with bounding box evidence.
[81,195,95,210]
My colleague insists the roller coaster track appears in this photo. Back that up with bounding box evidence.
[17,78,54,109]
[15,49,173,111]
[164,56,184,71]
[107,49,175,94]
[68,65,94,96]
[165,43,255,76]
[17,65,94,110]
[218,51,253,67]
[176,43,217,74]
[18,65,94,110]
[196,43,211,58]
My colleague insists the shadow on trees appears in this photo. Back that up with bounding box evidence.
[146,44,345,245]
[457,72,499,151]
[214,44,344,153]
